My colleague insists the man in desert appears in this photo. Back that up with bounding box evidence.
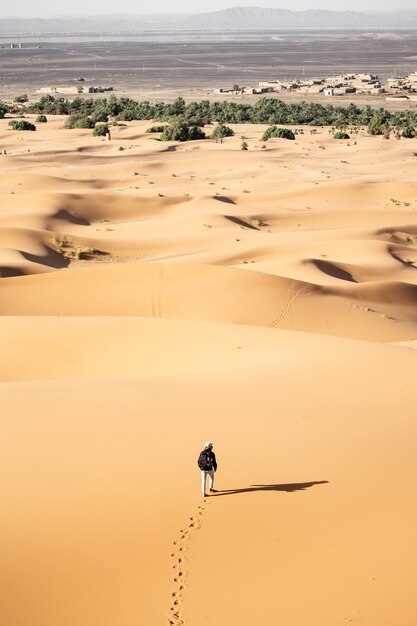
[198,442,217,497]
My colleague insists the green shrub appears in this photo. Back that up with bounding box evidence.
[367,117,384,135]
[188,125,206,140]
[14,94,28,103]
[64,114,95,129]
[160,121,189,141]
[35,114,48,123]
[160,121,206,142]
[0,102,8,119]
[333,131,350,139]
[261,126,295,141]
[146,125,168,133]
[211,124,235,140]
[93,123,110,136]
[9,120,36,131]
[402,126,416,138]
[91,111,109,123]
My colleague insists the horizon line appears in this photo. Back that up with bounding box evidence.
[1,7,416,19]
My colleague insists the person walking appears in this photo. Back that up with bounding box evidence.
[198,442,217,497]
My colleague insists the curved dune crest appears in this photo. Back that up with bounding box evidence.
[0,261,316,322]
[2,261,417,340]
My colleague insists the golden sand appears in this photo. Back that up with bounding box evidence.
[1,116,417,625]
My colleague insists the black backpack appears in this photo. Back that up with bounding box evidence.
[198,450,213,471]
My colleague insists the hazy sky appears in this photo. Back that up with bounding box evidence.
[1,1,416,18]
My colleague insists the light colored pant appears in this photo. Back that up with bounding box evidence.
[201,470,214,495]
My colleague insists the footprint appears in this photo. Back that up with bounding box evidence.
[169,500,212,625]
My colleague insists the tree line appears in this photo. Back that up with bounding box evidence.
[1,95,416,137]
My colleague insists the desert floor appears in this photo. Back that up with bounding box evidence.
[1,116,417,626]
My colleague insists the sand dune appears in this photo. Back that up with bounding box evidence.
[1,115,417,626]
[2,262,417,341]
[1,324,416,625]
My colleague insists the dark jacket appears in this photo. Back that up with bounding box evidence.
[198,449,217,472]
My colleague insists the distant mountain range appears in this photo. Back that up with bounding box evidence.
[1,8,417,34]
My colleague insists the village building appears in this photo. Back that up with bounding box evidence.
[214,69,417,99]
[387,71,417,92]
[37,86,114,95]
[243,87,270,95]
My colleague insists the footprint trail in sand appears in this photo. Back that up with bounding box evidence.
[168,500,210,625]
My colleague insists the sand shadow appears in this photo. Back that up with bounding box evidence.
[53,209,90,226]
[312,260,356,283]
[213,195,236,205]
[211,481,328,496]
[0,266,26,278]
[21,248,70,269]
[224,215,260,230]
[390,250,416,269]
[159,145,178,153]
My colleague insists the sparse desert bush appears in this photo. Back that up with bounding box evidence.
[35,114,48,123]
[9,120,36,131]
[262,126,295,141]
[91,110,109,123]
[0,102,7,119]
[14,94,28,103]
[402,126,416,138]
[53,239,105,260]
[211,124,235,140]
[93,123,110,136]
[146,125,168,133]
[160,121,189,141]
[160,121,206,142]
[64,114,95,129]
[333,131,350,139]
[367,115,387,136]
[187,125,206,140]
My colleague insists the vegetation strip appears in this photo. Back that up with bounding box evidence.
[1,96,417,139]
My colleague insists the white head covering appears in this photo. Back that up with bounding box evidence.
[205,441,213,448]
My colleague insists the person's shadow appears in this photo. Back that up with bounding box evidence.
[211,481,328,496]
